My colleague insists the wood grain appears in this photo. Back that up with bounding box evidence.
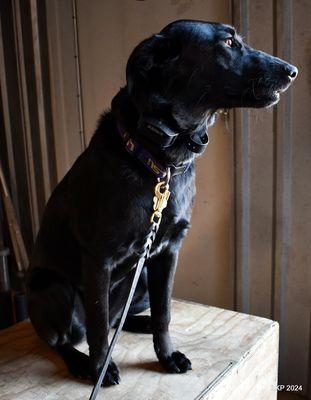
[0,300,278,399]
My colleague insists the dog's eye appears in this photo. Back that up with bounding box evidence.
[224,38,233,47]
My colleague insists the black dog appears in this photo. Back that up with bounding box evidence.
[27,20,297,387]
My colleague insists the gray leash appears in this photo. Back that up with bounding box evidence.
[89,169,171,400]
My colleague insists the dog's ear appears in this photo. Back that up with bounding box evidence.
[126,34,180,93]
[144,34,180,70]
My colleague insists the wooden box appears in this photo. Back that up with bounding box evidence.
[0,300,279,399]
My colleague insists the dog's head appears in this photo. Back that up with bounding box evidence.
[126,19,298,124]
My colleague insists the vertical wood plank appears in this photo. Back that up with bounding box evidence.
[0,11,19,209]
[0,0,35,252]
[36,0,58,190]
[29,0,57,200]
[13,0,40,235]
[273,0,311,394]
[0,0,59,250]
[72,0,86,150]
[45,0,84,180]
[247,1,274,319]
[233,0,275,319]
[233,0,311,395]
[17,0,46,221]
[233,0,252,315]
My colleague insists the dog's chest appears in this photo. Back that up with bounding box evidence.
[110,172,195,276]
[109,170,195,266]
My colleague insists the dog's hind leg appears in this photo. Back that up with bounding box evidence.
[110,267,152,333]
[28,269,90,379]
[122,315,152,333]
[55,293,93,380]
[57,343,91,379]
[124,268,152,333]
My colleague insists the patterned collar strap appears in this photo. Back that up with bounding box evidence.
[117,123,191,178]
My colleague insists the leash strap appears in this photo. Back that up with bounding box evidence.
[89,169,171,400]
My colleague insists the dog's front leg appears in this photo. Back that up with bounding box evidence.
[147,248,192,373]
[82,252,120,386]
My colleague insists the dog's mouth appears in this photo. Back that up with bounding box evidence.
[251,77,293,104]
[256,82,292,106]
[259,89,280,103]
[222,74,295,108]
[225,78,293,107]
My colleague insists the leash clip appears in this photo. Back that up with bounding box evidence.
[150,168,171,225]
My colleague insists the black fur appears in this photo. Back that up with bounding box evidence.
[27,20,297,386]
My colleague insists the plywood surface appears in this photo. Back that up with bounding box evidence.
[0,300,278,399]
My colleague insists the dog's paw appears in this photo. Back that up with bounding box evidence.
[102,360,121,386]
[67,351,91,380]
[159,351,192,374]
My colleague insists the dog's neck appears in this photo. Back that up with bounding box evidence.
[111,87,216,167]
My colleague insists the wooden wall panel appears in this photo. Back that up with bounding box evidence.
[273,0,311,394]
[45,0,85,180]
[233,0,275,318]
[233,0,311,396]
[0,0,31,249]
[0,0,58,253]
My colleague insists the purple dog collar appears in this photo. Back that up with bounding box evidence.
[117,123,190,178]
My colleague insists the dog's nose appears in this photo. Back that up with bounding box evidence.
[283,64,298,79]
